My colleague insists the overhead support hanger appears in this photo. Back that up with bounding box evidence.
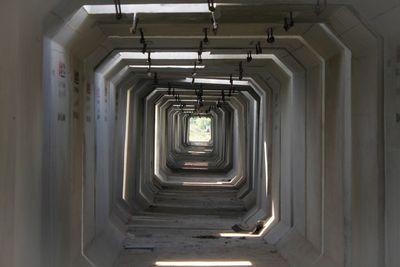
[247,51,252,62]
[239,61,243,80]
[284,11,294,32]
[192,61,197,77]
[266,28,275,44]
[168,82,172,95]
[228,88,233,97]
[113,0,122,20]
[290,11,295,27]
[229,74,235,96]
[147,51,151,67]
[211,12,218,34]
[197,93,203,106]
[195,84,203,99]
[284,17,290,31]
[203,28,209,43]
[140,28,147,54]
[207,0,218,33]
[314,0,327,16]
[153,72,158,86]
[207,0,216,12]
[255,41,263,54]
[192,61,197,84]
[147,51,151,62]
[216,99,222,108]
[130,13,139,34]
[199,94,204,107]
[141,42,147,54]
[139,28,145,44]
[198,41,203,63]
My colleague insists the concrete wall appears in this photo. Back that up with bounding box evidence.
[0,1,398,267]
[0,0,51,266]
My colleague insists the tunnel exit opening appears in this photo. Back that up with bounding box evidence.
[188,116,213,144]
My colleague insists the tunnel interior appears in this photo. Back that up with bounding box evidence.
[39,2,384,267]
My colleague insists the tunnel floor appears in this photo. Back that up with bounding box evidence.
[115,229,289,267]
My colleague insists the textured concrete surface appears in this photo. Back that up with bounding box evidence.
[0,1,398,267]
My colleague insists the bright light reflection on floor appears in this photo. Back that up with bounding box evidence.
[220,200,275,238]
[183,162,209,167]
[181,181,231,186]
[188,151,207,154]
[155,261,252,266]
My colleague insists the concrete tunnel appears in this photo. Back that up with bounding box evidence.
[1,1,400,267]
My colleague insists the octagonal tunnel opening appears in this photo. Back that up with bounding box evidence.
[38,3,385,267]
